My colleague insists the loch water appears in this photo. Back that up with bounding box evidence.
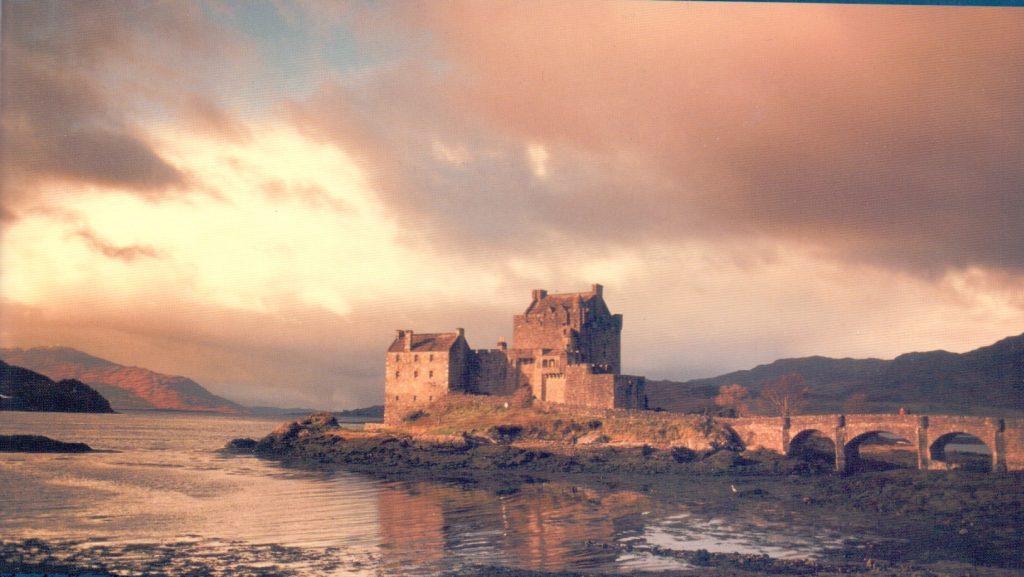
[1,411,878,576]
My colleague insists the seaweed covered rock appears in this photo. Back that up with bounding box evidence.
[224,438,258,452]
[256,412,342,452]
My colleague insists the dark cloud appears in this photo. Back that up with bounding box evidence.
[1,1,250,196]
[74,229,161,263]
[298,3,1023,278]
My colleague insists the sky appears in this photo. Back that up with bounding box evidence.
[1,1,1022,410]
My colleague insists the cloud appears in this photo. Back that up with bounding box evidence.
[1,1,253,197]
[2,3,1022,410]
[75,229,161,262]
[317,2,1024,278]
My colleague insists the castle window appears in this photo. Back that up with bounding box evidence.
[395,371,400,378]
[414,370,419,378]
[429,354,434,362]
[414,354,419,362]
[429,370,434,378]
[395,395,399,401]
[413,395,417,401]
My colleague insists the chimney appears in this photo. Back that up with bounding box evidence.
[497,337,507,351]
[402,330,413,351]
[455,327,464,338]
[532,289,547,301]
[591,283,603,296]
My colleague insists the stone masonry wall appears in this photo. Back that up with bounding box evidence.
[578,314,622,374]
[512,313,574,352]
[563,366,616,409]
[384,350,452,424]
[470,349,515,396]
[613,375,646,410]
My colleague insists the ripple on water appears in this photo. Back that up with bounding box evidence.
[1,411,888,576]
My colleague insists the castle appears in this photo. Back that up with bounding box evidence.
[384,284,646,424]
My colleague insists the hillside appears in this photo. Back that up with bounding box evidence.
[647,333,1024,416]
[0,347,244,414]
[0,360,115,413]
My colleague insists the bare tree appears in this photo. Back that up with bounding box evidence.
[714,383,751,417]
[760,373,809,417]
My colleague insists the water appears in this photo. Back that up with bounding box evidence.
[1,411,871,576]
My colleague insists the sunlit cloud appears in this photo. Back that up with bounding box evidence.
[2,1,1021,409]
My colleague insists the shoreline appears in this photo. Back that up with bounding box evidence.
[221,413,1024,575]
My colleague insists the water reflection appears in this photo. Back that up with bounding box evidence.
[376,481,635,574]
[1,411,876,576]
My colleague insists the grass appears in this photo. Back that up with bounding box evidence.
[385,393,737,451]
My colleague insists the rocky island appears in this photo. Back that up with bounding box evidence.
[0,434,92,453]
[235,399,1023,576]
[0,360,114,413]
[228,287,1023,576]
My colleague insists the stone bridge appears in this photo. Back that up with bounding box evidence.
[724,414,1024,473]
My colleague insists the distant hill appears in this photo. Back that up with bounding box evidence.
[0,347,244,414]
[646,333,1024,416]
[337,404,384,419]
[0,360,115,413]
[248,405,384,419]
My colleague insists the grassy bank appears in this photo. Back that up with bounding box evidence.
[382,393,739,451]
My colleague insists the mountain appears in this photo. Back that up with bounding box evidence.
[0,347,245,414]
[0,360,115,413]
[646,333,1024,416]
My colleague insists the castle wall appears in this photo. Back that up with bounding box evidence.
[448,337,471,393]
[512,313,576,351]
[540,373,567,404]
[613,375,646,410]
[384,350,452,423]
[563,366,616,409]
[577,314,622,374]
[470,349,516,396]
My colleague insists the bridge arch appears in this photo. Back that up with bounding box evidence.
[844,430,916,472]
[788,429,836,467]
[788,429,836,455]
[929,432,993,472]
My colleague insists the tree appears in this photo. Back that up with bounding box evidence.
[714,383,751,417]
[760,373,809,417]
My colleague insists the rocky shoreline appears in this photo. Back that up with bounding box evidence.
[222,413,1024,576]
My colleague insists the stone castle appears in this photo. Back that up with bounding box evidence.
[384,284,646,424]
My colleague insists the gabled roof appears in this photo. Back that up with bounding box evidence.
[388,331,461,353]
